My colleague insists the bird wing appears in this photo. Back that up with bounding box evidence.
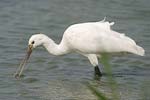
[63,21,144,55]
[93,20,137,48]
[96,30,136,52]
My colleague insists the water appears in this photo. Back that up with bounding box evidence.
[0,0,150,100]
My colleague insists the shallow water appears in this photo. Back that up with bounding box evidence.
[0,0,150,100]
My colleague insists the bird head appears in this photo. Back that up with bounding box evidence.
[28,33,46,49]
[14,33,46,79]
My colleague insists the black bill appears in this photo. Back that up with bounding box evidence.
[14,45,33,79]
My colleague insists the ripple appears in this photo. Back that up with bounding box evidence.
[23,77,39,83]
[0,0,150,100]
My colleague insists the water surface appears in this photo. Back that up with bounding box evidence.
[0,0,150,100]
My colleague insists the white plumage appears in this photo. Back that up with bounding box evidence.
[15,18,145,78]
[29,19,144,69]
[61,21,144,56]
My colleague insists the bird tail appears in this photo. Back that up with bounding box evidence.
[131,45,145,56]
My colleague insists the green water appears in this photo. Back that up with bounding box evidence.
[0,0,150,100]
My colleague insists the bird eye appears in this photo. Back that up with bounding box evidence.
[31,41,35,44]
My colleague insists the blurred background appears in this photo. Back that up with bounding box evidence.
[0,0,150,100]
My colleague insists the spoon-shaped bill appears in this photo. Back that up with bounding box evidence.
[14,45,33,79]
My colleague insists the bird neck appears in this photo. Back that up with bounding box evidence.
[42,36,70,56]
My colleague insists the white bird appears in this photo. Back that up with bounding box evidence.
[14,18,145,78]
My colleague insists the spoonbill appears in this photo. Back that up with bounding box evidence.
[14,18,145,78]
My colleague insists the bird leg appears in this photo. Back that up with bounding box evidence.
[94,66,102,77]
